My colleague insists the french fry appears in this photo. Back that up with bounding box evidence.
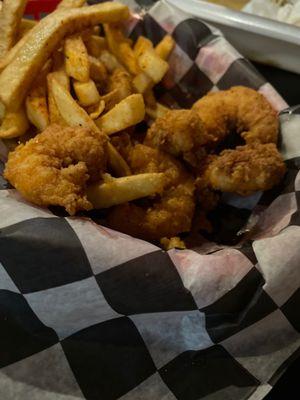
[0,29,29,72]
[0,0,27,58]
[134,36,153,58]
[26,65,51,131]
[0,102,5,121]
[138,49,169,83]
[50,78,131,176]
[89,56,108,83]
[0,107,29,139]
[118,42,139,75]
[99,89,120,111]
[155,35,175,60]
[99,50,123,72]
[57,0,86,9]
[84,35,107,57]
[132,72,152,94]
[95,94,145,135]
[106,142,131,177]
[0,2,130,110]
[87,173,165,209]
[104,24,138,74]
[64,34,90,82]
[18,18,37,40]
[89,100,105,119]
[146,102,170,120]
[73,79,101,106]
[47,70,70,125]
[103,23,122,57]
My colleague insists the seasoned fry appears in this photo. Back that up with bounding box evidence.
[89,100,105,119]
[87,173,165,209]
[99,50,123,72]
[146,102,170,120]
[0,0,27,58]
[0,107,29,139]
[134,36,153,58]
[104,23,138,74]
[0,30,29,72]
[0,102,5,121]
[18,18,37,39]
[47,70,70,125]
[155,35,175,60]
[118,42,139,75]
[132,72,152,94]
[84,35,107,57]
[95,94,145,135]
[89,56,108,82]
[25,59,52,131]
[64,34,90,82]
[103,23,122,57]
[26,82,49,131]
[0,2,130,110]
[57,0,86,9]
[105,68,133,110]
[50,78,131,176]
[138,49,169,83]
[106,142,131,176]
[74,79,101,106]
[51,78,99,132]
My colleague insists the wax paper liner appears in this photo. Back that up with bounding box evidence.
[0,1,299,399]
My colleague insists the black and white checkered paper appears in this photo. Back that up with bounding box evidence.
[0,0,299,399]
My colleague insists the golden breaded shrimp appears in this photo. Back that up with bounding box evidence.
[205,143,286,196]
[144,109,212,166]
[4,124,108,215]
[108,144,195,240]
[193,86,279,146]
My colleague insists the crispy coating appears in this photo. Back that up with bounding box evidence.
[4,124,108,215]
[108,144,195,240]
[193,86,279,146]
[145,109,211,166]
[205,143,286,196]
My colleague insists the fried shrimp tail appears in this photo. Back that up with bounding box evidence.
[193,86,279,146]
[4,124,108,215]
[108,144,196,240]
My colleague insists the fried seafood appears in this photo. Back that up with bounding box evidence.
[4,124,108,215]
[108,144,196,240]
[193,86,279,146]
[144,109,211,166]
[202,143,286,196]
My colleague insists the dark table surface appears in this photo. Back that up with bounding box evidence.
[253,62,300,399]
[254,62,300,107]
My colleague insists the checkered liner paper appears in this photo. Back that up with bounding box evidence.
[0,0,299,399]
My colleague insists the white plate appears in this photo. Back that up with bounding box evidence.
[167,0,300,74]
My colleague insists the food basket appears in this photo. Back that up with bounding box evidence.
[0,1,299,399]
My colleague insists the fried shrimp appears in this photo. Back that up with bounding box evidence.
[144,109,211,166]
[4,124,108,215]
[204,143,286,196]
[108,144,195,240]
[193,86,279,146]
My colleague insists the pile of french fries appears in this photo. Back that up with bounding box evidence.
[0,0,175,210]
